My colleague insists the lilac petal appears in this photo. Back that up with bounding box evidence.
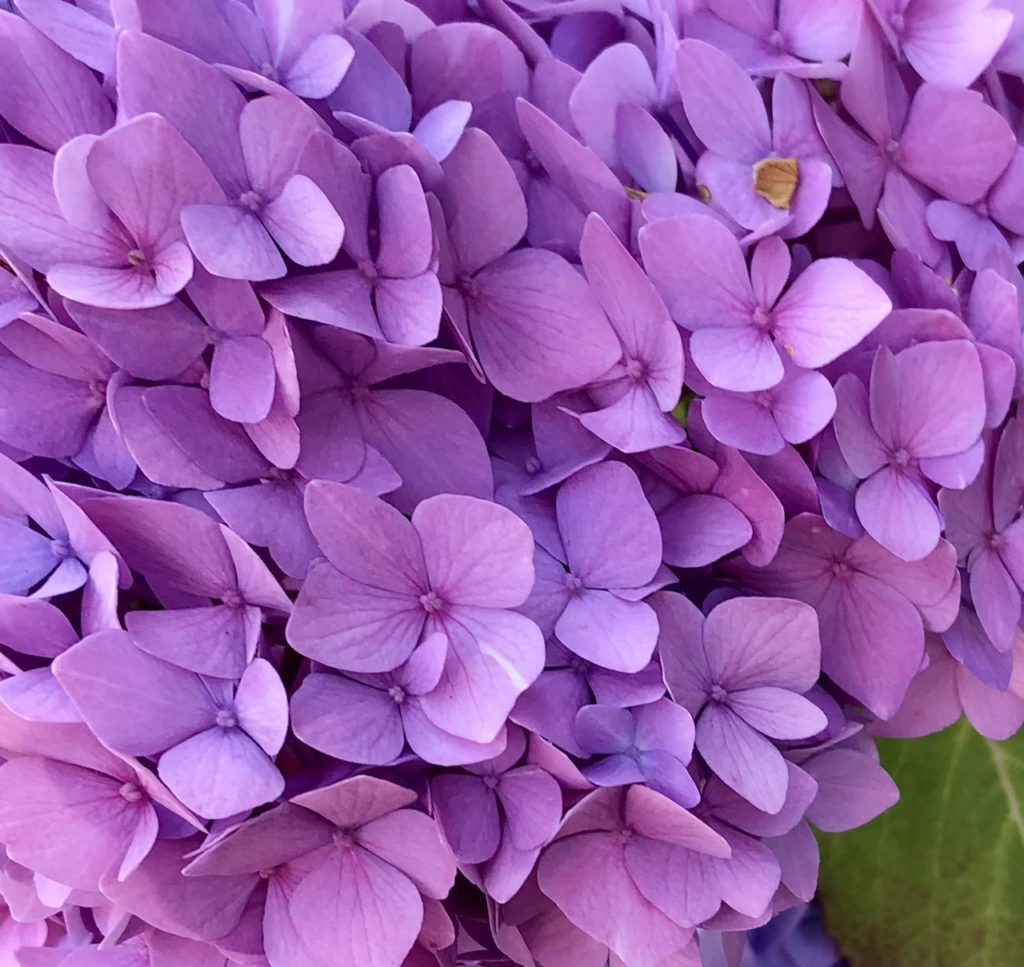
[703,596,821,693]
[234,657,288,755]
[358,389,494,514]
[803,748,899,832]
[211,335,275,424]
[158,727,282,819]
[126,604,257,679]
[411,22,528,158]
[289,848,422,967]
[696,704,788,814]
[574,705,634,754]
[263,271,378,337]
[569,42,657,166]
[0,757,153,890]
[639,214,754,332]
[356,808,457,899]
[676,40,771,161]
[832,374,888,477]
[420,609,543,742]
[899,84,1015,204]
[100,836,255,942]
[556,591,660,674]
[855,467,942,562]
[291,673,403,765]
[660,494,754,568]
[579,387,687,454]
[470,248,620,403]
[412,495,535,608]
[691,326,783,392]
[412,100,472,162]
[556,462,662,589]
[403,700,508,767]
[376,164,433,278]
[772,370,836,445]
[52,630,215,755]
[0,11,112,152]
[583,754,646,788]
[181,203,284,282]
[0,594,77,658]
[702,393,785,456]
[0,518,59,594]
[616,104,677,193]
[432,774,501,864]
[288,561,423,674]
[538,832,696,967]
[727,687,827,740]
[516,97,632,246]
[817,572,924,718]
[261,174,344,267]
[970,549,1022,652]
[375,273,443,347]
[284,33,354,98]
[772,258,891,369]
[497,767,563,852]
[0,668,80,723]
[117,31,247,191]
[440,128,526,276]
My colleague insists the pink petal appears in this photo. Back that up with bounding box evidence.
[210,335,276,424]
[261,174,344,267]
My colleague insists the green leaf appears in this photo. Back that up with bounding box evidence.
[818,719,1024,966]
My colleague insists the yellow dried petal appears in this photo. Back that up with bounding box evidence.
[753,157,800,210]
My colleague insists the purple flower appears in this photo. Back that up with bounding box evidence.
[119,33,344,281]
[677,41,835,238]
[537,785,729,967]
[519,462,665,674]
[655,593,826,814]
[729,514,958,718]
[640,214,892,391]
[289,481,544,742]
[184,776,456,967]
[54,631,288,819]
[834,340,988,561]
[431,727,563,901]
[575,699,700,808]
[437,129,621,401]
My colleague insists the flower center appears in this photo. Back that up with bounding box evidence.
[890,447,912,469]
[890,12,905,33]
[753,157,800,210]
[388,685,406,705]
[709,684,729,704]
[357,260,377,280]
[419,591,445,614]
[216,709,238,729]
[625,357,645,382]
[884,139,901,162]
[458,275,479,299]
[565,573,585,595]
[752,305,772,329]
[49,539,72,559]
[126,248,148,269]
[119,782,142,803]
[483,775,499,789]
[524,456,542,475]
[333,829,356,849]
[831,560,851,578]
[239,190,263,213]
[614,826,634,844]
[221,589,245,608]
[259,62,278,80]
[768,29,785,50]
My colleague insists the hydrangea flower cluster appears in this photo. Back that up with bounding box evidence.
[0,0,1021,965]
